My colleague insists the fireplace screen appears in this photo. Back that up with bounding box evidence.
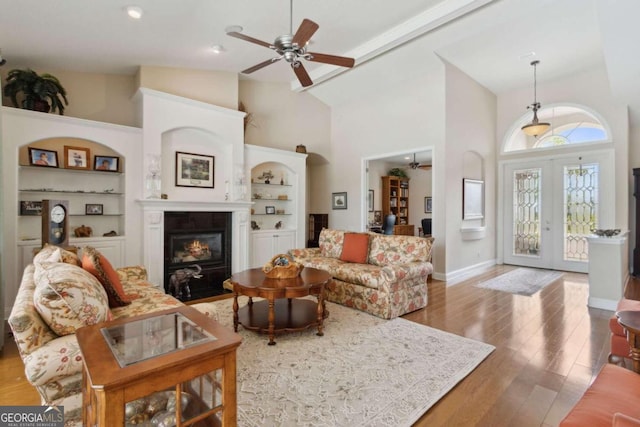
[169,233,223,265]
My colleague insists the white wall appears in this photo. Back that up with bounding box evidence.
[329,64,446,272]
[239,80,331,152]
[443,61,497,277]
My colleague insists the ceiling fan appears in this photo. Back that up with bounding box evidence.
[226,0,355,87]
[406,153,432,170]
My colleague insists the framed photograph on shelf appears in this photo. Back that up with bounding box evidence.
[265,206,276,214]
[374,210,382,224]
[64,146,90,170]
[28,147,58,168]
[19,201,43,216]
[176,151,214,188]
[424,196,432,213]
[368,189,374,212]
[85,204,103,215]
[94,155,119,172]
[332,192,347,210]
[463,179,484,220]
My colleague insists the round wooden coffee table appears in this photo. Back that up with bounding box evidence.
[617,310,640,373]
[229,267,331,345]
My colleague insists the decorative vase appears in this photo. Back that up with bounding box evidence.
[145,155,161,199]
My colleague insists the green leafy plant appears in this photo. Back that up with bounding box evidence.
[3,68,68,115]
[388,168,408,178]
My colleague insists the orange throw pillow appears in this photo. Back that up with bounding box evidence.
[340,233,370,264]
[82,246,132,307]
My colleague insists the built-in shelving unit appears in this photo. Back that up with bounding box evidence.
[250,182,294,226]
[245,145,307,269]
[18,151,125,241]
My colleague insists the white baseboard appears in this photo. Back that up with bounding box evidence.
[588,297,617,311]
[434,259,497,286]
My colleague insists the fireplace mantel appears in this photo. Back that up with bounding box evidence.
[137,199,252,288]
[137,199,252,212]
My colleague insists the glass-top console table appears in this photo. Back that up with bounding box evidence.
[77,306,241,426]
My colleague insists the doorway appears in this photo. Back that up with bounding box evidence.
[502,150,614,273]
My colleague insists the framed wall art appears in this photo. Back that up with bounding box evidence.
[176,151,214,188]
[368,189,374,212]
[424,197,432,213]
[85,204,103,215]
[94,155,119,172]
[28,147,58,168]
[463,179,484,220]
[64,146,90,170]
[19,201,43,216]
[265,206,276,214]
[332,192,347,210]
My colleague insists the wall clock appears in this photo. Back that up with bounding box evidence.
[41,199,69,247]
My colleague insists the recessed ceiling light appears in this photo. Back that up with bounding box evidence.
[126,6,143,19]
[225,25,243,34]
[212,45,225,54]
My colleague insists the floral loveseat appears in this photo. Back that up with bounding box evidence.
[8,245,219,426]
[289,229,434,319]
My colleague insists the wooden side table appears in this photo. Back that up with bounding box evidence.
[77,306,241,426]
[616,310,640,373]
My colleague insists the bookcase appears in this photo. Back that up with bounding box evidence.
[381,176,410,225]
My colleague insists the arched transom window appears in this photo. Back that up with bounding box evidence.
[503,105,610,153]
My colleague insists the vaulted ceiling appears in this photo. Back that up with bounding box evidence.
[1,0,638,120]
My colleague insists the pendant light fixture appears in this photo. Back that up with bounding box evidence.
[521,60,550,137]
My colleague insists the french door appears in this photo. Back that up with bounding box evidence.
[503,151,614,273]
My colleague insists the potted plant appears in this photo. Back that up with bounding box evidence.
[388,168,408,178]
[3,68,68,115]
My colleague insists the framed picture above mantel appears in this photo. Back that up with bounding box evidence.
[175,151,214,188]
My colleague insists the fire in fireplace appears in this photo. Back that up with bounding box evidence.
[164,211,232,302]
[170,233,222,264]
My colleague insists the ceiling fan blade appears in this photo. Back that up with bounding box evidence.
[307,52,355,68]
[418,165,432,170]
[242,58,281,74]
[292,18,319,47]
[292,62,313,87]
[227,31,272,49]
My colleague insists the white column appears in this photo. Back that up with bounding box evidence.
[586,232,629,310]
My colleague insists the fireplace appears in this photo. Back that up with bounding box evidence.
[164,212,232,302]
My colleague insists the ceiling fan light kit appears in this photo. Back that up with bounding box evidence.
[521,60,550,137]
[226,0,354,87]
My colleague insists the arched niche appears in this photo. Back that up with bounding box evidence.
[159,126,232,201]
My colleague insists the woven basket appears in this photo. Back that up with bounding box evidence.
[262,254,303,279]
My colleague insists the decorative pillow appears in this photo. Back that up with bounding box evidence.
[340,233,370,264]
[33,262,110,336]
[82,246,132,307]
[33,244,81,267]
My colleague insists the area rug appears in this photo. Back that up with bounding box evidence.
[209,298,495,427]
[475,267,564,296]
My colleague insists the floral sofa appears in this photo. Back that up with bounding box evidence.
[8,245,219,427]
[289,229,434,319]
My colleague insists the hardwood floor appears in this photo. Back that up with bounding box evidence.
[1,266,637,425]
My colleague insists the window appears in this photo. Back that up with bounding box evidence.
[503,105,610,154]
